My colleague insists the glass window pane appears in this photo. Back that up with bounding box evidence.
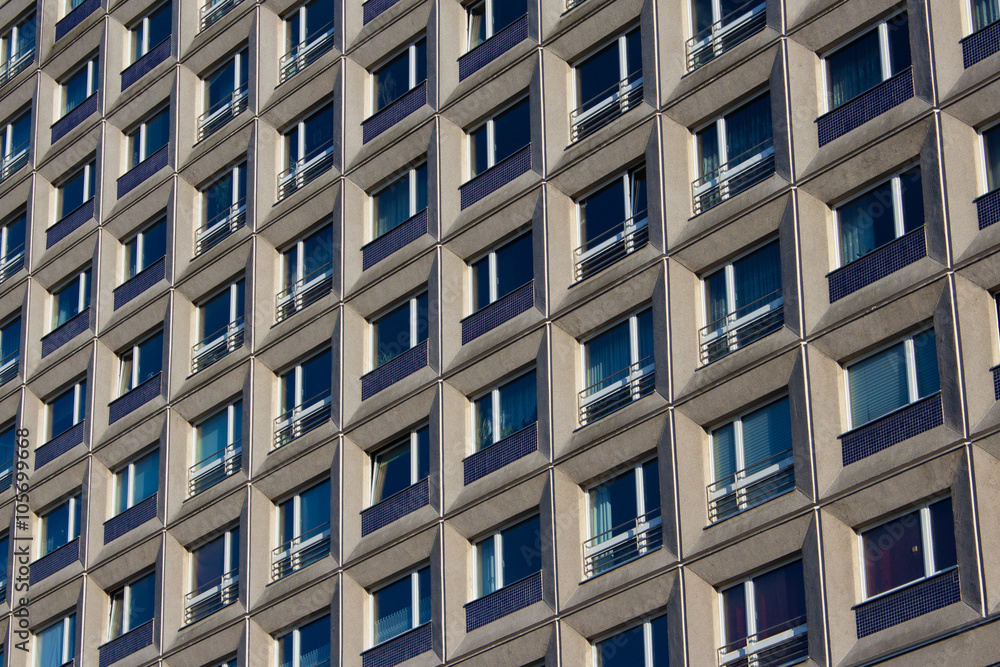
[899,168,924,234]
[722,583,747,647]
[827,28,883,109]
[501,516,541,586]
[415,40,426,85]
[132,450,158,504]
[297,615,330,667]
[142,220,166,270]
[42,502,69,555]
[650,615,669,667]
[38,619,68,667]
[136,333,162,383]
[417,566,431,624]
[109,589,124,638]
[471,255,491,311]
[59,171,85,218]
[597,624,645,667]
[415,163,428,213]
[474,393,493,450]
[849,341,909,426]
[301,349,331,402]
[374,175,411,237]
[589,472,637,541]
[49,387,76,438]
[470,125,489,178]
[127,573,156,629]
[147,3,171,47]
[196,410,227,461]
[64,67,89,114]
[477,537,496,595]
[641,459,660,514]
[493,0,525,35]
[929,497,957,571]
[625,28,642,77]
[145,109,169,156]
[577,40,620,111]
[415,426,430,481]
[712,423,737,482]
[912,329,939,398]
[698,126,720,178]
[724,94,772,162]
[207,61,235,110]
[303,104,333,154]
[985,126,1000,192]
[496,372,537,440]
[374,576,412,643]
[495,232,533,300]
[973,0,1000,31]
[372,441,411,502]
[585,320,630,389]
[193,534,225,589]
[0,425,14,468]
[467,2,486,49]
[375,50,410,110]
[863,510,924,596]
[374,302,411,366]
[304,0,333,40]
[581,178,627,248]
[752,561,805,638]
[886,13,911,75]
[740,397,792,468]
[303,226,333,274]
[839,182,897,264]
[416,293,429,344]
[300,481,330,533]
[732,240,782,311]
[492,99,530,165]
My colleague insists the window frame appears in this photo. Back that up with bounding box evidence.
[123,218,166,281]
[127,106,169,167]
[369,425,429,506]
[576,166,648,250]
[833,166,923,268]
[196,400,242,454]
[284,0,334,51]
[201,162,246,225]
[370,164,427,240]
[283,103,333,168]
[573,27,642,113]
[61,55,99,116]
[204,48,248,112]
[1,14,34,64]
[471,369,537,452]
[39,494,80,557]
[108,571,155,639]
[580,308,653,399]
[693,91,773,179]
[51,269,90,330]
[281,224,332,289]
[0,211,24,263]
[56,160,96,220]
[979,120,1000,195]
[821,10,909,114]
[468,230,533,313]
[117,330,163,395]
[700,237,782,333]
[467,96,529,178]
[47,379,87,440]
[369,292,428,369]
[591,614,668,667]
[371,39,426,112]
[189,524,239,593]
[585,457,659,539]
[277,615,330,667]
[968,0,1000,33]
[198,280,244,340]
[474,514,540,598]
[0,109,29,161]
[279,347,331,412]
[113,448,159,515]
[36,613,76,667]
[131,2,170,61]
[718,558,807,655]
[369,565,431,647]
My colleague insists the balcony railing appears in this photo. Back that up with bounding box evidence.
[0,349,17,386]
[579,355,655,425]
[686,1,767,72]
[191,317,244,373]
[276,262,333,322]
[201,0,243,31]
[583,508,662,577]
[0,43,33,88]
[188,441,241,496]
[278,140,335,201]
[574,210,648,281]
[718,617,807,667]
[185,569,239,624]
[271,522,330,580]
[198,83,248,141]
[0,245,23,284]
[279,23,336,83]
[699,289,783,365]
[195,199,246,256]
[571,70,643,142]
[374,598,431,646]
[692,139,774,215]
[0,142,29,184]
[708,449,794,524]
[273,389,332,448]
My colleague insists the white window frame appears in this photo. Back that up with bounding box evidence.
[188,525,239,605]
[123,219,165,281]
[286,0,334,51]
[575,167,648,268]
[198,281,243,343]
[471,370,535,451]
[109,572,154,638]
[693,93,773,194]
[369,426,428,506]
[371,41,423,112]
[979,120,1000,195]
[132,3,169,60]
[284,105,333,171]
[196,400,241,454]
[281,225,332,291]
[822,11,907,114]
[114,449,158,514]
[277,349,331,433]
[202,49,248,122]
[370,292,426,369]
[583,458,661,569]
[0,213,23,262]
[48,380,86,440]
[276,481,331,565]
[58,161,96,217]
[1,15,33,65]
[468,231,532,313]
[51,270,90,330]
[467,97,529,178]
[591,615,666,667]
[580,309,653,409]
[708,397,793,503]
[277,616,329,667]
[40,495,80,557]
[128,107,169,165]
[572,28,641,122]
[369,566,429,647]
[62,56,99,114]
[834,168,919,268]
[466,0,507,50]
[370,164,426,240]
[1,111,29,162]
[36,614,75,667]
[475,515,538,597]
[201,162,245,230]
[118,331,161,395]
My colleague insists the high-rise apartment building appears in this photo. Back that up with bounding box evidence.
[0,0,998,665]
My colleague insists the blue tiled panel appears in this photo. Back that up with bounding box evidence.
[104,494,157,544]
[35,422,85,468]
[828,228,926,302]
[361,341,428,400]
[362,83,427,144]
[460,145,531,210]
[994,366,1000,401]
[361,478,429,536]
[361,623,433,667]
[109,374,162,424]
[41,309,90,358]
[975,188,1000,230]
[855,569,961,638]
[362,209,427,270]
[362,0,401,24]
[29,538,79,584]
[816,69,914,146]
[962,21,1000,68]
[51,93,98,143]
[121,38,171,91]
[55,0,100,41]
[98,620,154,667]
[458,15,529,81]
[46,199,95,248]
[117,146,168,199]
[463,423,538,485]
[461,281,533,344]
[114,258,166,310]
[840,394,943,466]
[465,571,542,632]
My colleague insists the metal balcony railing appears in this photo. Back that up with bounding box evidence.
[197,83,248,141]
[579,355,655,425]
[374,599,431,646]
[279,23,335,83]
[570,70,643,142]
[191,317,244,373]
[188,441,241,496]
[0,142,29,183]
[0,349,17,386]
[271,522,330,580]
[708,449,794,524]
[276,262,333,322]
[278,140,335,201]
[0,43,33,88]
[686,1,767,72]
[583,508,662,577]
[185,568,239,624]
[0,245,23,284]
[718,617,808,667]
[200,0,243,30]
[574,210,648,281]
[693,139,774,215]
[700,289,783,365]
[273,389,332,448]
[195,199,246,256]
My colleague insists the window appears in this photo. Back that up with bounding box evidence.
[471,232,532,313]
[62,56,98,116]
[276,349,332,445]
[972,0,1000,32]
[847,329,938,429]
[372,567,431,645]
[40,495,79,556]
[118,331,162,395]
[0,423,13,490]
[837,167,923,266]
[467,0,526,50]
[372,164,427,239]
[0,315,20,380]
[862,497,956,598]
[47,380,86,440]
[131,3,171,61]
[469,98,529,178]
[576,167,647,279]
[701,240,782,363]
[594,615,668,667]
[709,397,793,522]
[187,526,239,622]
[572,28,641,140]
[0,533,6,598]
[123,219,166,280]
[0,212,24,273]
[0,15,34,81]
[57,160,95,220]
[586,460,661,577]
[825,13,910,111]
[985,124,1000,194]
[371,426,429,505]
[476,515,541,597]
[284,103,334,170]
[36,614,75,667]
[277,615,330,667]
[372,293,428,368]
[688,0,766,69]
[473,371,537,451]
[201,48,248,139]
[200,163,246,245]
[275,480,330,578]
[108,572,155,639]
[581,309,654,423]
[720,561,807,662]
[114,449,158,516]
[128,107,169,168]
[0,110,30,173]
[192,401,242,493]
[373,40,426,112]
[193,280,244,371]
[285,0,335,55]
[52,269,90,329]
